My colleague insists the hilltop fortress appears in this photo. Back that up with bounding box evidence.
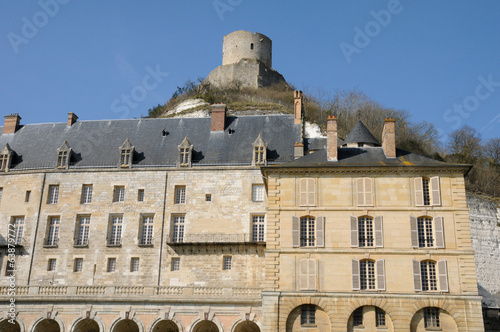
[205,30,287,89]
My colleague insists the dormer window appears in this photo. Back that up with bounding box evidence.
[119,138,134,168]
[0,144,13,172]
[56,140,71,170]
[178,137,193,167]
[252,134,267,166]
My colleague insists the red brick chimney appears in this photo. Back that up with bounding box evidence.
[211,104,227,132]
[327,116,338,161]
[294,90,303,125]
[3,114,21,134]
[382,118,396,158]
[68,112,78,126]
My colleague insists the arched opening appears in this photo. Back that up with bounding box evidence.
[33,319,60,332]
[192,320,219,332]
[74,318,100,332]
[410,307,457,332]
[285,304,330,332]
[0,319,21,332]
[112,319,139,332]
[234,320,260,332]
[347,306,393,332]
[152,319,179,332]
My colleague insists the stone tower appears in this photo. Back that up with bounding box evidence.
[205,30,286,89]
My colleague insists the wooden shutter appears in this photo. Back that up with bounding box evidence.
[299,179,308,206]
[307,178,316,206]
[430,176,441,206]
[364,178,373,206]
[410,215,419,248]
[434,216,445,248]
[316,216,325,248]
[352,259,360,290]
[356,178,365,206]
[350,216,359,247]
[412,259,422,291]
[438,260,449,292]
[292,216,300,248]
[300,259,308,289]
[374,216,384,247]
[414,177,424,206]
[309,259,317,290]
[376,259,385,291]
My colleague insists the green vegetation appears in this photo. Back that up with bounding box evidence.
[146,79,499,199]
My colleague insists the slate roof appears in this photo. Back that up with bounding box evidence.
[345,120,380,145]
[267,147,470,171]
[0,115,301,170]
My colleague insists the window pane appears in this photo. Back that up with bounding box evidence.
[48,259,56,271]
[422,178,431,206]
[252,184,264,202]
[223,256,232,270]
[82,185,92,204]
[171,258,180,271]
[48,185,59,204]
[358,216,374,247]
[300,216,315,247]
[141,216,154,245]
[421,261,437,291]
[175,186,186,204]
[74,258,83,272]
[13,217,24,245]
[109,216,123,245]
[77,216,90,246]
[114,187,124,202]
[353,307,363,326]
[107,258,116,272]
[360,260,375,290]
[252,215,265,242]
[47,217,60,246]
[172,216,185,243]
[130,258,139,272]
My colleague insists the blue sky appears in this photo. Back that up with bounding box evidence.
[1,1,499,143]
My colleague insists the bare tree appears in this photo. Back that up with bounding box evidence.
[446,126,483,164]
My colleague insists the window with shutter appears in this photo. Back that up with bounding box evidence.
[434,216,445,248]
[374,216,383,247]
[356,178,374,206]
[412,259,422,291]
[410,215,419,248]
[316,216,325,248]
[299,258,317,290]
[376,259,385,291]
[414,177,425,206]
[299,178,316,206]
[350,216,359,247]
[430,176,441,206]
[437,260,449,292]
[292,216,300,248]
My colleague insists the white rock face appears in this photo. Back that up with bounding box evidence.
[305,121,325,138]
[467,194,500,307]
[164,98,209,116]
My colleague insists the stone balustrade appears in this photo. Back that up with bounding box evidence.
[165,233,259,244]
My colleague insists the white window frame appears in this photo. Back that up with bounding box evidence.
[252,184,264,202]
[48,185,59,204]
[223,256,232,270]
[130,257,140,272]
[46,217,60,246]
[113,186,125,202]
[140,215,154,245]
[172,215,185,243]
[171,257,180,271]
[174,186,186,204]
[12,217,24,245]
[74,258,83,272]
[76,215,90,246]
[251,215,265,242]
[107,258,116,272]
[81,185,92,204]
[48,258,57,271]
[108,215,123,246]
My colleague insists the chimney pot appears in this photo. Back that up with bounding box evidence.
[382,118,396,158]
[211,104,227,131]
[3,114,21,135]
[327,116,338,161]
[294,90,303,125]
[68,112,78,126]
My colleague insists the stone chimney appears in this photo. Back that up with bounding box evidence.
[382,118,396,158]
[3,114,21,135]
[294,90,303,125]
[294,142,304,159]
[211,104,227,132]
[327,116,338,161]
[68,112,78,126]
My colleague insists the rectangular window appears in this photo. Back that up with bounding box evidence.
[252,215,265,242]
[48,259,57,271]
[137,189,144,202]
[376,308,386,327]
[205,194,212,202]
[360,260,376,290]
[358,216,374,247]
[172,215,185,243]
[113,186,125,202]
[223,256,232,270]
[81,185,92,204]
[0,188,3,202]
[120,149,131,167]
[421,261,437,291]
[130,258,140,272]
[174,186,186,204]
[25,191,31,202]
[0,155,8,171]
[424,307,440,328]
[46,217,60,246]
[108,216,123,245]
[301,305,316,326]
[140,216,154,245]
[12,217,25,245]
[353,307,363,326]
[356,178,374,206]
[107,258,116,272]
[300,216,315,247]
[299,178,316,206]
[171,257,180,271]
[252,184,264,202]
[422,177,431,205]
[57,150,68,168]
[74,258,83,272]
[418,217,434,247]
[76,216,90,246]
[48,185,59,204]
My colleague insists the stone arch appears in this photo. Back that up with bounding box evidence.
[346,305,394,332]
[410,306,458,332]
[31,317,64,332]
[70,316,104,332]
[230,319,261,332]
[337,297,396,328]
[149,317,183,332]
[279,297,334,330]
[109,316,144,332]
[0,318,23,332]
[187,317,224,332]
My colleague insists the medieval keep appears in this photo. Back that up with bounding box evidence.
[0,30,488,332]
